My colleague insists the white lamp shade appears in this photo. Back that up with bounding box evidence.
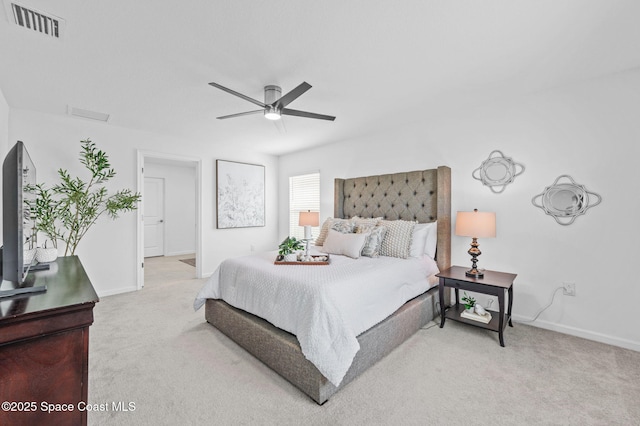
[298,211,320,227]
[455,210,496,238]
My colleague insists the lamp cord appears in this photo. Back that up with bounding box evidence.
[518,286,564,323]
[420,301,442,330]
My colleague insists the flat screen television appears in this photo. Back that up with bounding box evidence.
[2,141,37,283]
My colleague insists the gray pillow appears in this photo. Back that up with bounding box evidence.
[356,225,387,258]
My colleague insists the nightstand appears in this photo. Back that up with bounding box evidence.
[437,266,517,347]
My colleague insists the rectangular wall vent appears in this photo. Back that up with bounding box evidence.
[67,106,111,123]
[4,1,65,39]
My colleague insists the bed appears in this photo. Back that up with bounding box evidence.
[195,166,451,404]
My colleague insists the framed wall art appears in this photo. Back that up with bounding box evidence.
[216,160,265,229]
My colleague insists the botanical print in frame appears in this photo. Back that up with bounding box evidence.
[216,160,265,228]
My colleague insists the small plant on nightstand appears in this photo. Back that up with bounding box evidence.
[462,292,476,312]
[278,237,304,261]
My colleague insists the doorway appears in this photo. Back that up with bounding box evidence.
[136,151,202,290]
[144,177,165,257]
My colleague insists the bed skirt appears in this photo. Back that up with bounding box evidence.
[204,285,445,404]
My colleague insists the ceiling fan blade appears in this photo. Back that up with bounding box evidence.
[217,110,265,120]
[273,117,287,134]
[209,82,266,108]
[274,82,312,108]
[281,108,336,121]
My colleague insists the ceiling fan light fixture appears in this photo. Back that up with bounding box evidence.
[209,81,335,122]
[264,107,281,121]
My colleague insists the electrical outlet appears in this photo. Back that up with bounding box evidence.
[563,282,576,296]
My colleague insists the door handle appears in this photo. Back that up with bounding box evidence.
[159,219,164,223]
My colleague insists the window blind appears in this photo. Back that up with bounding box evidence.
[289,172,320,240]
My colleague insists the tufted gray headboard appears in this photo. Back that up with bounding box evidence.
[334,166,451,271]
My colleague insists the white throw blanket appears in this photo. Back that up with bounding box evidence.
[194,249,438,386]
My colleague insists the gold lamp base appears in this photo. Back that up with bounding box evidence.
[466,237,484,279]
[465,268,484,278]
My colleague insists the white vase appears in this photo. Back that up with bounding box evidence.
[283,253,298,262]
[23,248,37,265]
[36,247,58,263]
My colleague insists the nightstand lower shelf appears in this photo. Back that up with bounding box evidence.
[444,304,509,333]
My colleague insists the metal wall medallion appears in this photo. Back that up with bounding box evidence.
[531,175,602,226]
[472,150,525,193]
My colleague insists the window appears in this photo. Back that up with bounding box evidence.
[289,172,320,239]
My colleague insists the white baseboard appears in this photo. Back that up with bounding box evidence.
[165,250,196,257]
[97,285,138,298]
[512,314,640,352]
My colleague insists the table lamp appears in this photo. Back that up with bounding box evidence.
[299,210,319,255]
[455,209,496,278]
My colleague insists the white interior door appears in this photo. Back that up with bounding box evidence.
[144,177,165,257]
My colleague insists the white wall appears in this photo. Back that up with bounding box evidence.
[145,162,196,256]
[279,69,640,351]
[0,88,8,151]
[9,109,279,296]
[0,88,8,243]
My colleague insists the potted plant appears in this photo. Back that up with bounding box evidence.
[25,139,140,257]
[25,184,62,262]
[278,237,304,261]
[36,239,59,263]
[23,228,37,265]
[462,292,476,313]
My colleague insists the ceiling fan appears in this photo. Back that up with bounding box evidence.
[208,81,336,122]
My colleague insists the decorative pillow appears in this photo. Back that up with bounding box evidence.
[315,218,333,246]
[331,219,355,234]
[321,229,369,259]
[352,216,382,228]
[424,221,438,259]
[379,219,416,259]
[315,218,354,245]
[357,225,387,257]
[355,223,373,233]
[409,223,430,258]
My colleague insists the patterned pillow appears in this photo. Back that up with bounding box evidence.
[315,218,333,246]
[379,220,416,259]
[331,219,355,234]
[315,218,354,245]
[357,225,387,257]
[352,216,382,228]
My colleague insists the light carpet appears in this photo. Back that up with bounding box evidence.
[88,256,640,425]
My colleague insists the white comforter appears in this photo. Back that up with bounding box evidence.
[194,249,439,386]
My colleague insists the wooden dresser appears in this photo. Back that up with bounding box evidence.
[0,256,98,426]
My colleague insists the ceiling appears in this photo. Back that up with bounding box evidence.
[1,0,639,156]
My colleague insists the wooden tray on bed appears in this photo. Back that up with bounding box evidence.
[274,254,330,265]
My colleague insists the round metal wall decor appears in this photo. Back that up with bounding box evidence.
[472,150,525,193]
[531,175,602,226]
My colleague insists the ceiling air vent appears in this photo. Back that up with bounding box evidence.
[67,106,111,123]
[3,1,65,39]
